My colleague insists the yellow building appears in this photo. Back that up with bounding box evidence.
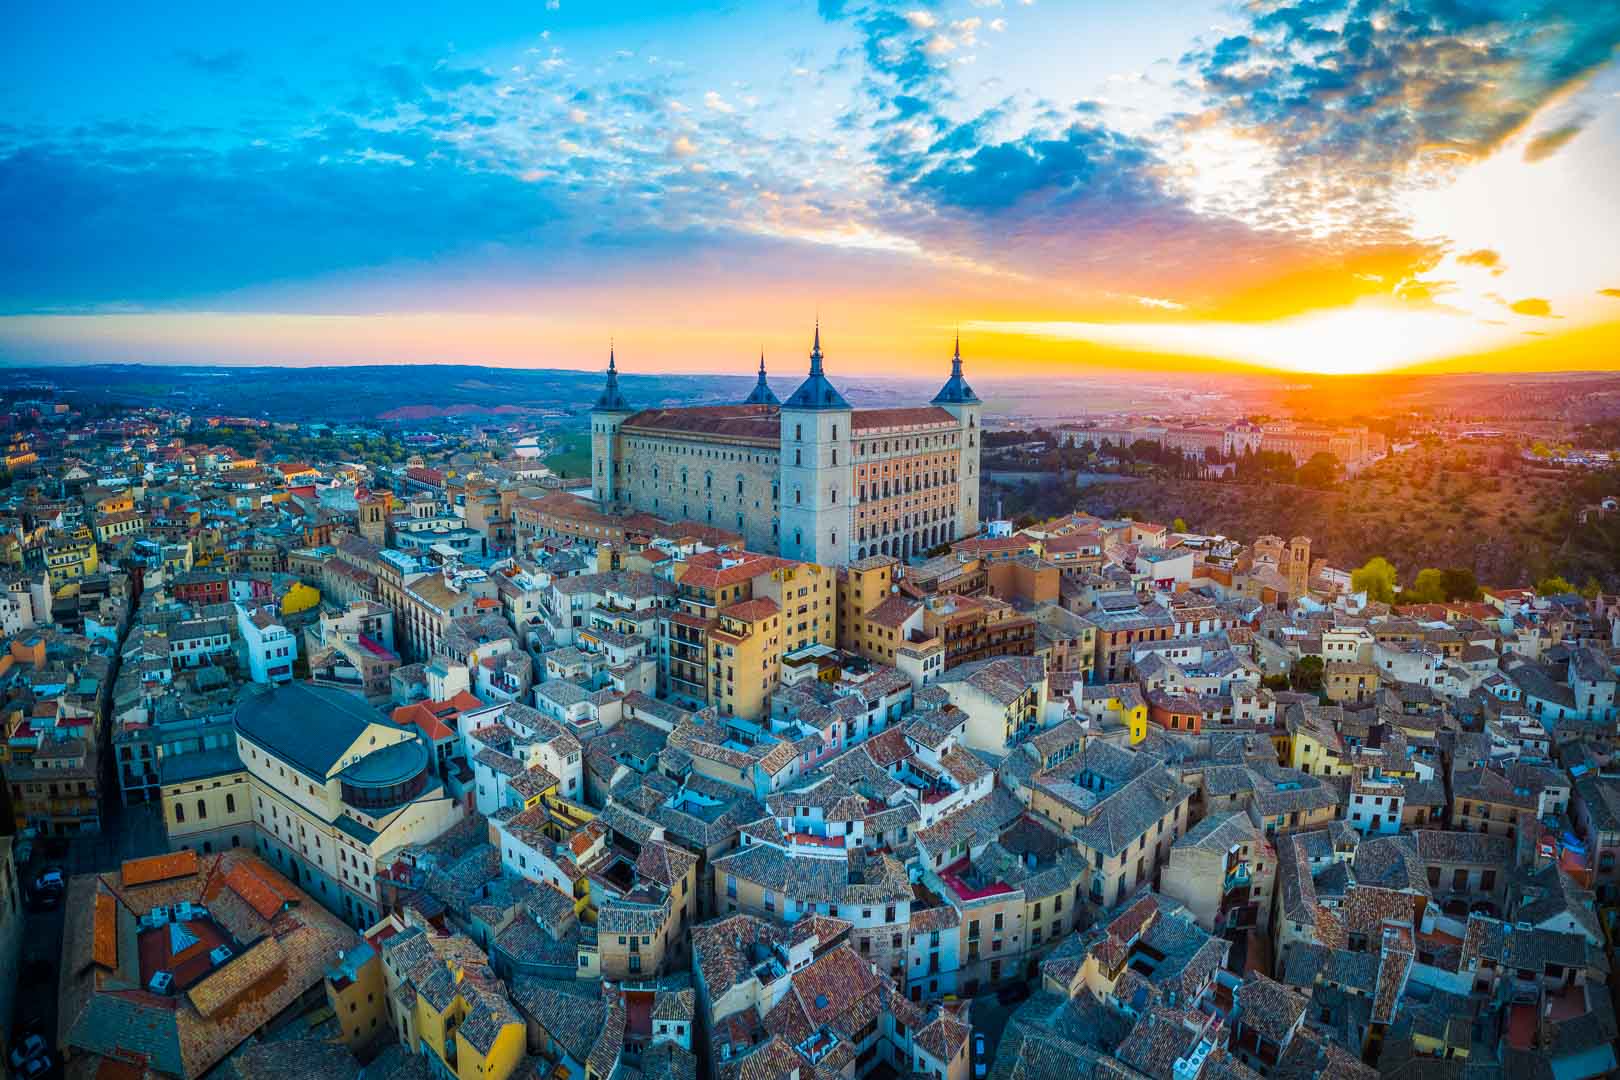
[44,527,99,582]
[837,554,901,658]
[381,919,526,1080]
[707,598,783,720]
[1075,684,1148,744]
[84,488,134,516]
[162,763,254,855]
[673,547,837,718]
[1287,706,1353,779]
[93,511,144,545]
[1322,662,1379,705]
[324,920,392,1049]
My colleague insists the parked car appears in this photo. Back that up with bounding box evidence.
[32,868,64,893]
[8,1034,46,1071]
[973,1033,988,1079]
[15,1051,52,1080]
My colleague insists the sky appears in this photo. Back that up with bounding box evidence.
[3,0,1620,378]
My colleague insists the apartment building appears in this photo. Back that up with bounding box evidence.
[1160,810,1276,935]
[1025,741,1193,909]
[235,602,297,684]
[379,919,527,1080]
[935,655,1047,753]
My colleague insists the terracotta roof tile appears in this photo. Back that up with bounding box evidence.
[92,891,118,968]
[225,860,301,919]
[121,849,199,887]
[851,406,956,430]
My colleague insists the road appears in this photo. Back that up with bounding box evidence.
[11,800,165,1078]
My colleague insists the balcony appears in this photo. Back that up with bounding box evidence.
[1223,865,1252,892]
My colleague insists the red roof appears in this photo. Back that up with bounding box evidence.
[852,406,956,431]
[122,849,199,887]
[224,859,301,919]
[620,404,779,441]
[392,691,480,742]
[680,550,793,588]
[722,597,779,622]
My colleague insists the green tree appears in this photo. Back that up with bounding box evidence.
[1439,567,1480,601]
[1172,517,1188,533]
[1581,577,1604,600]
[1351,557,1398,604]
[1289,655,1325,694]
[1404,568,1448,604]
[1536,575,1576,596]
[1296,452,1343,490]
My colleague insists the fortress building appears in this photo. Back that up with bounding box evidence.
[590,327,982,565]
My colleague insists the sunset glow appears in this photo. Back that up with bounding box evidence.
[4,2,1620,376]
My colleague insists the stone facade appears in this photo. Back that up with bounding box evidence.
[591,329,982,566]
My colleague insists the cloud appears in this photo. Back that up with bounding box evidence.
[1180,0,1620,239]
[0,134,565,311]
[1132,295,1185,311]
[1456,249,1500,269]
[1523,121,1584,163]
[670,135,698,156]
[1509,298,1553,317]
[1599,288,1620,299]
[912,122,1160,213]
[703,90,734,113]
[904,10,937,30]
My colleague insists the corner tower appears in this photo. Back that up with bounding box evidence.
[778,324,852,564]
[742,353,780,406]
[932,334,983,538]
[590,346,634,506]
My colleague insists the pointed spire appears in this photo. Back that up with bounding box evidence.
[784,321,849,410]
[932,332,980,406]
[744,349,780,406]
[594,342,631,412]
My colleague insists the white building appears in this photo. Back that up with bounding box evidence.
[461,701,587,814]
[236,602,297,684]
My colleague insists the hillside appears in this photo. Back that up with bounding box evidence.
[1001,443,1618,590]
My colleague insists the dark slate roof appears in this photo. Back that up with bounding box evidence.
[782,325,850,411]
[234,682,382,780]
[742,354,781,406]
[931,337,981,405]
[594,349,632,412]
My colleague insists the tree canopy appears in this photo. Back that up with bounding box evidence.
[1351,557,1398,604]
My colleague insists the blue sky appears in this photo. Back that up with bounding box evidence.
[4,1,1620,374]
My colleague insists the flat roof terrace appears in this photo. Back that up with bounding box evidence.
[138,916,237,992]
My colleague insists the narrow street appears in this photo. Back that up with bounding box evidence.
[12,800,165,1077]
